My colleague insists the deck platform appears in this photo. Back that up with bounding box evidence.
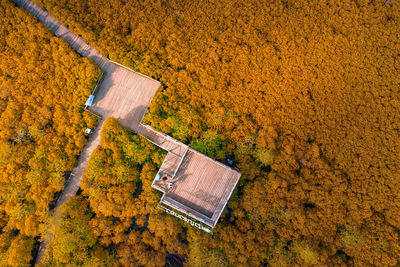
[89,63,161,131]
[153,149,241,228]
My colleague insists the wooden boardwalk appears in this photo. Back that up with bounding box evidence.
[35,118,104,264]
[138,124,188,155]
[13,0,110,71]
[14,0,241,263]
[89,64,161,131]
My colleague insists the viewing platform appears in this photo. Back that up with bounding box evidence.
[153,148,240,228]
[88,62,241,231]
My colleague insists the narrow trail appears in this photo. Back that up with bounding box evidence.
[11,0,112,264]
[13,0,111,72]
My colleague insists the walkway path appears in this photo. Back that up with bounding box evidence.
[10,0,113,264]
[13,0,241,263]
[138,123,188,157]
[13,0,111,72]
[34,118,104,264]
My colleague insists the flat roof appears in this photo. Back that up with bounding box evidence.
[153,148,241,228]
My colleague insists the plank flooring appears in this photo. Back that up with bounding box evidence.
[138,124,188,154]
[89,64,161,131]
[14,0,111,71]
[161,149,241,227]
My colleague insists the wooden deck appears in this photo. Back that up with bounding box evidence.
[89,64,161,131]
[89,62,161,132]
[153,149,241,227]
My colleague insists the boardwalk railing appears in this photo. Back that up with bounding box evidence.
[172,146,189,179]
[158,204,213,234]
[85,71,104,109]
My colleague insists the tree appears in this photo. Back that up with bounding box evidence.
[7,235,34,266]
[30,0,400,265]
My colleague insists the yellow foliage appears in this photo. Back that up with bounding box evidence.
[7,235,34,266]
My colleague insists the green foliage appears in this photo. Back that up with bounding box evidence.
[165,115,191,142]
[100,117,165,166]
[290,239,319,265]
[266,239,294,267]
[190,129,226,159]
[338,224,363,249]
[186,228,228,267]
[253,147,274,166]
[44,196,112,266]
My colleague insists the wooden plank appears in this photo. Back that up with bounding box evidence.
[89,63,161,133]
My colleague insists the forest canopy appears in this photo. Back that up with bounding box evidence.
[0,0,100,265]
[7,0,400,265]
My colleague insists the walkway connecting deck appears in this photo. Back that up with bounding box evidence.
[14,0,110,72]
[14,0,241,263]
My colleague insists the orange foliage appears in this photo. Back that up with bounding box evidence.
[24,0,400,265]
